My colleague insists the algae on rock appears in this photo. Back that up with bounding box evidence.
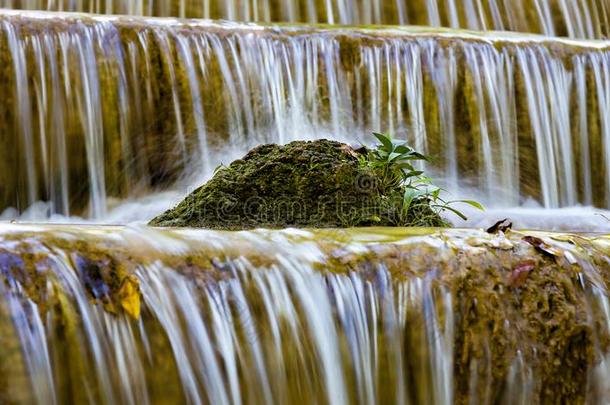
[149,139,447,229]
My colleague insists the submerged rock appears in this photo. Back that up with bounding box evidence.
[149,139,447,229]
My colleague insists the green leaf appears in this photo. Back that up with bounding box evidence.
[368,215,382,223]
[408,151,428,161]
[450,200,485,211]
[405,170,424,178]
[373,132,393,152]
[394,144,411,154]
[403,188,427,213]
[414,176,434,184]
[397,162,415,172]
[431,187,441,200]
[376,149,389,159]
[435,196,448,204]
[434,204,468,220]
[388,152,404,161]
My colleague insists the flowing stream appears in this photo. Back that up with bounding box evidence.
[1,3,610,404]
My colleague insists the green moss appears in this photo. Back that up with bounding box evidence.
[149,139,447,229]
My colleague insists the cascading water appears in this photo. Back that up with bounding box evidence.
[1,0,609,39]
[1,224,610,404]
[1,1,610,403]
[0,11,610,226]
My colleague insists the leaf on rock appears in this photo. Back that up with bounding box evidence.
[522,236,559,258]
[341,144,361,159]
[487,218,512,234]
[118,275,141,320]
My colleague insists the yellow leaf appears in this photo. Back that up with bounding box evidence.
[118,275,141,320]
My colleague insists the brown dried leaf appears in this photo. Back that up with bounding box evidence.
[486,218,512,234]
[522,235,559,258]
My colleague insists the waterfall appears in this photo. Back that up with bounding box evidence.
[1,0,610,402]
[1,224,609,404]
[0,11,609,219]
[1,0,610,39]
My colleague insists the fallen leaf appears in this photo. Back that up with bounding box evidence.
[342,144,367,158]
[486,218,512,234]
[117,275,141,320]
[522,235,559,258]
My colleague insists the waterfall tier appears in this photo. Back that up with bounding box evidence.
[1,0,609,38]
[1,224,609,404]
[2,0,610,403]
[1,11,609,219]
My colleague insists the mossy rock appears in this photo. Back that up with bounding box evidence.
[149,139,447,229]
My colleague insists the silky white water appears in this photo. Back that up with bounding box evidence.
[1,3,610,405]
[1,224,609,404]
[1,0,609,39]
[0,12,609,230]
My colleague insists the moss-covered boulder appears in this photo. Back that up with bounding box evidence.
[149,139,446,229]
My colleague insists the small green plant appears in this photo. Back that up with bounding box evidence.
[364,132,484,224]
